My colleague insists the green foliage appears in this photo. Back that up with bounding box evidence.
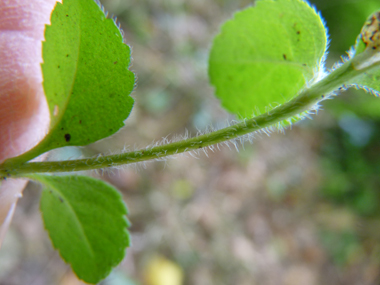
[346,12,380,96]
[315,0,380,54]
[318,0,380,119]
[30,174,130,284]
[347,62,380,98]
[324,93,380,119]
[320,229,360,266]
[24,0,135,161]
[320,120,380,217]
[209,0,327,118]
[2,0,380,283]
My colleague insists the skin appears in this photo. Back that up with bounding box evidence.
[0,0,59,246]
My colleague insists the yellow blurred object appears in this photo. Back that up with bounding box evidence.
[144,255,183,285]
[59,272,88,285]
[171,179,194,201]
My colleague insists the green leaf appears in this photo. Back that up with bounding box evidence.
[209,0,327,119]
[42,0,135,146]
[11,0,134,164]
[347,11,380,96]
[29,174,130,284]
[345,67,380,97]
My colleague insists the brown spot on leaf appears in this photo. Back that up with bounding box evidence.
[64,134,71,142]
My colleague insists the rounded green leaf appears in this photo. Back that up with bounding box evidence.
[31,174,130,284]
[209,0,328,118]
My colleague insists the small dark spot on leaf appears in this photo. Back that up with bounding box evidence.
[283,54,287,60]
[66,14,69,17]
[61,127,64,130]
[79,120,82,124]
[114,61,118,64]
[109,129,113,132]
[66,54,69,57]
[297,31,301,35]
[59,196,64,203]
[64,133,71,142]
[49,190,52,194]
[321,95,325,98]
[57,65,60,68]
[302,63,307,66]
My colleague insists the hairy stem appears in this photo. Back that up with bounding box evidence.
[0,57,377,178]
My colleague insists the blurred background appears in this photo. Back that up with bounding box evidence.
[2,0,380,284]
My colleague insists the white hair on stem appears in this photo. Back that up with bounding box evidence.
[87,102,324,175]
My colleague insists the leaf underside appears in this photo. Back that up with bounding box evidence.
[31,174,130,284]
[209,0,328,119]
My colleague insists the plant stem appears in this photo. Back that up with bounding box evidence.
[0,57,377,178]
